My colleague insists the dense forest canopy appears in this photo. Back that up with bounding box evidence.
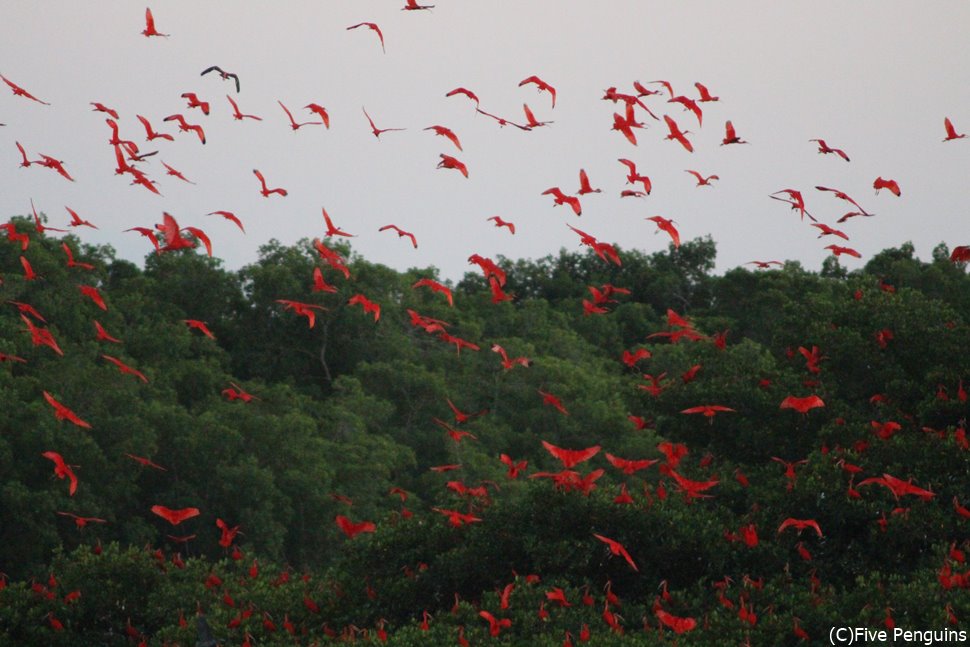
[0,219,968,645]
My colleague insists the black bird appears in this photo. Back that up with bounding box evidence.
[200,66,240,93]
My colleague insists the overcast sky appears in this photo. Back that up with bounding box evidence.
[2,2,968,282]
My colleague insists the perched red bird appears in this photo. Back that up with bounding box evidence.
[151,505,200,526]
[42,451,78,495]
[655,608,697,634]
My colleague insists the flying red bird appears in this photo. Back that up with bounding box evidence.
[445,87,480,105]
[207,211,245,233]
[64,207,97,229]
[347,294,381,321]
[276,299,326,328]
[812,223,849,240]
[519,75,556,108]
[321,207,354,237]
[402,0,434,10]
[486,216,515,234]
[721,120,748,145]
[542,187,581,216]
[363,107,405,138]
[541,441,600,469]
[183,319,215,339]
[604,453,657,475]
[136,114,174,142]
[225,95,261,121]
[304,103,330,128]
[681,405,736,418]
[576,168,601,195]
[412,278,453,306]
[43,391,91,429]
[943,117,965,141]
[825,244,862,258]
[694,82,719,102]
[873,177,901,196]
[777,518,823,538]
[42,451,78,495]
[142,7,168,37]
[90,102,119,119]
[538,389,569,415]
[663,115,694,152]
[432,508,482,527]
[346,22,385,53]
[437,154,468,178]
[252,169,287,197]
[424,125,462,150]
[810,138,850,161]
[593,534,638,571]
[56,512,107,529]
[125,453,166,471]
[815,185,872,215]
[780,394,825,413]
[180,92,210,115]
[1,74,50,105]
[278,100,319,130]
[102,354,148,383]
[335,515,376,539]
[163,114,206,144]
[646,216,681,248]
[491,343,529,369]
[685,170,719,186]
[379,224,418,248]
[151,505,200,526]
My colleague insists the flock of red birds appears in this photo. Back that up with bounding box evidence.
[3,4,970,644]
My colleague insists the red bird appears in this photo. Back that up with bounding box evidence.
[151,505,200,526]
[136,115,174,142]
[655,608,696,634]
[346,22,385,53]
[522,103,552,128]
[437,154,468,178]
[486,216,516,234]
[363,107,405,138]
[253,169,287,197]
[142,7,168,37]
[538,389,569,415]
[721,120,748,145]
[335,515,376,539]
[815,185,872,215]
[56,512,106,529]
[604,453,657,475]
[576,168,601,195]
[125,454,166,471]
[810,138,850,161]
[161,161,194,184]
[278,100,319,130]
[681,405,735,418]
[222,381,258,403]
[825,244,862,259]
[445,87,480,105]
[184,319,215,339]
[612,111,639,145]
[43,391,91,429]
[276,299,326,328]
[91,102,119,119]
[424,125,462,150]
[685,170,719,186]
[500,454,527,479]
[593,534,638,571]
[207,211,245,233]
[694,82,719,102]
[180,92,210,115]
[542,187,582,216]
[226,95,261,121]
[1,74,50,105]
[780,394,825,413]
[42,451,78,495]
[541,441,600,469]
[491,343,530,369]
[163,114,205,144]
[519,75,556,108]
[777,518,823,538]
[873,177,901,196]
[943,117,965,141]
[379,224,418,248]
[347,294,380,321]
[646,216,681,248]
[321,207,354,238]
[663,115,694,152]
[812,223,849,240]
[402,0,434,10]
[412,278,453,306]
[65,207,97,229]
[102,354,148,383]
[432,508,482,527]
[62,243,95,271]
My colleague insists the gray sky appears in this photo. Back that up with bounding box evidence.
[2,2,968,282]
